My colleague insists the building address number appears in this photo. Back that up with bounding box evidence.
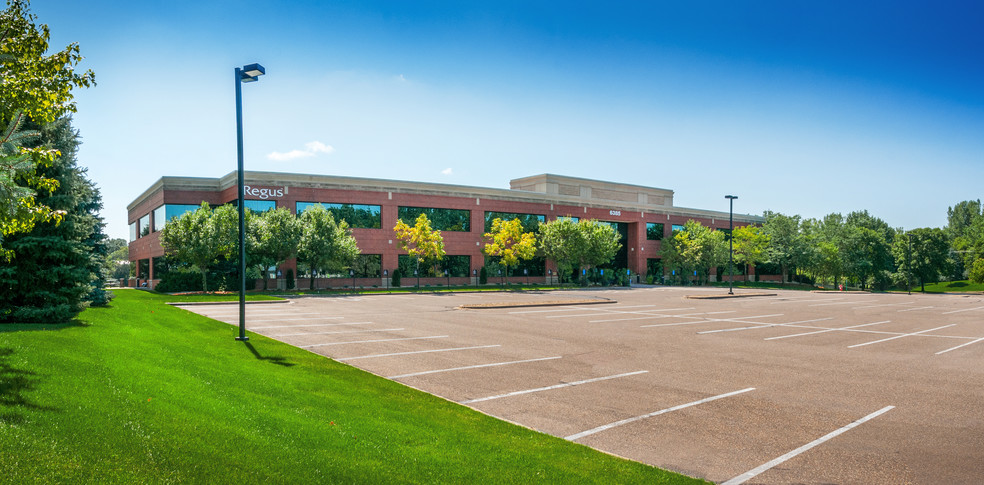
[609,210,621,216]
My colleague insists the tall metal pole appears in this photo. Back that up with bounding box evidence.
[726,195,737,295]
[235,67,248,342]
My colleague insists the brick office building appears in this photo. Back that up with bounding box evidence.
[126,172,763,289]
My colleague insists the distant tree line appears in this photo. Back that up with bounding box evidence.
[659,203,984,291]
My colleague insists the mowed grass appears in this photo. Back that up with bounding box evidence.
[920,280,984,293]
[0,290,704,484]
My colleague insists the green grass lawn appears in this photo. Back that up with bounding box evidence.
[919,280,984,293]
[0,290,704,484]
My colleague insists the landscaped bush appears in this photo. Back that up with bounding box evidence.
[392,269,401,287]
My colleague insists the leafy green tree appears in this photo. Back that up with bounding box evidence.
[483,218,537,278]
[160,203,228,292]
[841,226,892,290]
[895,228,951,292]
[253,207,301,289]
[969,258,984,284]
[538,218,620,283]
[0,117,107,322]
[299,204,360,290]
[947,200,984,278]
[0,0,95,256]
[731,225,769,282]
[394,213,445,278]
[666,220,726,285]
[102,237,128,279]
[0,110,62,259]
[762,211,808,283]
[801,213,847,287]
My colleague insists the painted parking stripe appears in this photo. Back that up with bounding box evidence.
[461,370,648,404]
[897,306,934,312]
[271,328,404,337]
[389,356,562,379]
[770,297,843,304]
[546,307,696,319]
[250,322,374,330]
[565,387,755,441]
[848,324,955,349]
[588,309,724,323]
[507,306,588,314]
[935,337,984,355]
[941,305,984,315]
[765,321,891,341]
[300,335,449,348]
[510,304,671,314]
[239,317,345,322]
[338,344,501,361]
[809,299,877,307]
[696,316,827,335]
[854,302,916,310]
[722,406,894,485]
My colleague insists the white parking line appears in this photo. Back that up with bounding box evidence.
[507,306,587,314]
[696,316,827,335]
[588,309,723,323]
[250,322,374,330]
[565,387,756,441]
[935,337,984,355]
[848,324,956,349]
[941,306,984,315]
[722,406,894,485]
[897,306,934,312]
[271,328,404,337]
[764,321,890,341]
[389,356,562,379]
[337,345,501,361]
[239,317,345,322]
[809,299,877,307]
[300,335,449,348]
[854,302,916,310]
[546,307,696,319]
[461,370,648,404]
[771,297,842,304]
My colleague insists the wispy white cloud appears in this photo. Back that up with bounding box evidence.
[441,167,453,175]
[267,141,335,161]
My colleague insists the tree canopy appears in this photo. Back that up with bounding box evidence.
[483,217,536,274]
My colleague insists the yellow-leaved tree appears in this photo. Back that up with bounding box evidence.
[483,218,537,280]
[394,213,445,281]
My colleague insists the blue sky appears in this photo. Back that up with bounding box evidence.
[31,1,984,240]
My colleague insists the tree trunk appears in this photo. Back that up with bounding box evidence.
[262,268,269,290]
[310,266,316,291]
[781,263,788,284]
[201,270,208,293]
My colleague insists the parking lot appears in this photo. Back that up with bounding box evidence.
[178,288,984,484]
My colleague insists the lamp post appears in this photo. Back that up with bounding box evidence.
[725,195,738,295]
[234,62,265,342]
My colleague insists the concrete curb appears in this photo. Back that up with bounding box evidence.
[685,292,777,300]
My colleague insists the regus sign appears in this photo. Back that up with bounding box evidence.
[243,185,286,199]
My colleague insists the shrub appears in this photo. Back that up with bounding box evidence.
[286,269,295,290]
[392,269,401,287]
[479,266,488,285]
[970,258,984,284]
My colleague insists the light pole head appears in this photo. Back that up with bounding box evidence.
[725,195,737,200]
[240,63,266,82]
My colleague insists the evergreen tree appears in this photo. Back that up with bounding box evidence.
[0,117,108,322]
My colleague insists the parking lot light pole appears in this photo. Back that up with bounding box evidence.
[235,62,265,342]
[725,195,738,295]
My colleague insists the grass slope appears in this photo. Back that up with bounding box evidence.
[0,290,704,484]
[919,280,984,293]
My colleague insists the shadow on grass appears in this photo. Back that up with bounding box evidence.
[0,319,88,333]
[243,342,295,367]
[0,348,59,422]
